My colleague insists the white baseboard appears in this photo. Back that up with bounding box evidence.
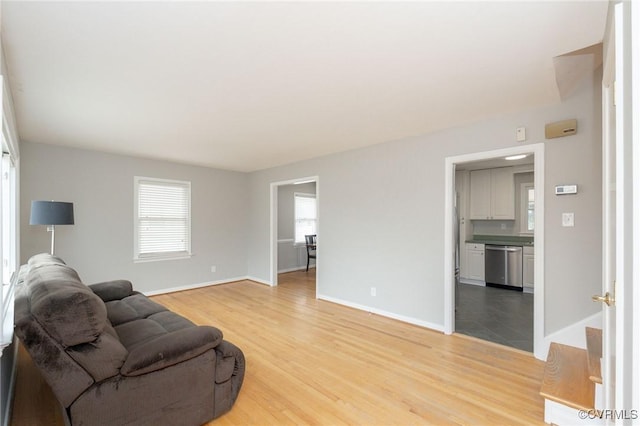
[459,278,485,286]
[317,294,445,333]
[277,266,307,273]
[143,276,250,296]
[245,276,273,286]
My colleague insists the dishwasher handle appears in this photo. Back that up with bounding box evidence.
[485,245,522,253]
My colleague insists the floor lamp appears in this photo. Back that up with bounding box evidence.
[30,201,75,255]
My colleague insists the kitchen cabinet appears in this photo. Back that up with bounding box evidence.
[523,246,534,290]
[469,167,515,220]
[462,243,485,283]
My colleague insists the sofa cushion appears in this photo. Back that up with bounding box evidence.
[120,326,222,376]
[105,294,168,326]
[27,264,107,347]
[148,311,195,332]
[89,280,134,302]
[27,253,66,267]
[115,319,170,350]
[66,332,128,382]
[114,311,197,350]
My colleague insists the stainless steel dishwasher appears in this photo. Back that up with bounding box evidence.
[485,245,523,290]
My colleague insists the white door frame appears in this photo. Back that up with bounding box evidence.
[444,143,545,360]
[631,0,640,413]
[269,176,319,288]
[601,3,617,415]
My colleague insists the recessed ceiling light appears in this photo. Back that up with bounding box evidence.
[505,154,527,161]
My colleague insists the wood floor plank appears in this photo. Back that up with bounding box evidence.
[11,270,546,425]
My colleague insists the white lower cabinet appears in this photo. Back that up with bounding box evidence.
[523,246,535,291]
[462,243,485,283]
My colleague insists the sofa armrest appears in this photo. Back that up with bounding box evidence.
[120,326,223,377]
[212,340,246,418]
[89,280,134,302]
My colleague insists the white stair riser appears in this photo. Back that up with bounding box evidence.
[544,399,604,426]
[594,383,604,411]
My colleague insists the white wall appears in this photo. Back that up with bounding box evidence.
[20,142,249,293]
[277,182,316,272]
[248,66,603,336]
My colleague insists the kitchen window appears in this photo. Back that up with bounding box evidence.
[134,177,191,261]
[294,193,316,244]
[520,183,534,234]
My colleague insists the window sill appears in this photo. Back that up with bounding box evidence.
[134,253,192,263]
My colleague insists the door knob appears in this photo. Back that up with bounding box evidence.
[592,292,615,306]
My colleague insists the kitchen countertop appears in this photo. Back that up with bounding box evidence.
[466,234,534,246]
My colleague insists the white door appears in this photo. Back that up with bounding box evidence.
[599,2,634,419]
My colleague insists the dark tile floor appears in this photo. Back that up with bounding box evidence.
[455,282,533,352]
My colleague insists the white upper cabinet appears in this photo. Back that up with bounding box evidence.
[469,169,491,220]
[469,167,515,220]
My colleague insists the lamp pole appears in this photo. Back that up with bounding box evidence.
[48,225,55,255]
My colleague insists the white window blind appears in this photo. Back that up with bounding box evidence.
[1,153,16,284]
[134,177,191,261]
[294,193,317,243]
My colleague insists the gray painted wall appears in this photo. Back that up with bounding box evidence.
[248,67,602,335]
[19,70,602,337]
[20,142,249,293]
[277,182,316,272]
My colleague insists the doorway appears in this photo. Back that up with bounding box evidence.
[444,144,545,359]
[269,176,319,288]
[455,158,534,351]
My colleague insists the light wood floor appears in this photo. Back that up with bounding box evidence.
[11,270,546,425]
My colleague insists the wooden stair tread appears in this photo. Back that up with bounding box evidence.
[586,327,603,384]
[540,343,594,411]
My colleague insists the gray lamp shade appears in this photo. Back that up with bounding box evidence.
[30,201,75,225]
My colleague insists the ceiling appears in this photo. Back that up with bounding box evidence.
[1,1,608,172]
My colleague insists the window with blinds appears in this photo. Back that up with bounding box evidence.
[1,153,16,284]
[134,177,191,261]
[294,193,317,243]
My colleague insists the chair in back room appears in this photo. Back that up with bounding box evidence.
[304,234,316,272]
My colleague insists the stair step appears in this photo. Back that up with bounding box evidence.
[540,343,595,411]
[586,327,603,384]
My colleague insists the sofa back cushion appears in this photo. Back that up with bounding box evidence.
[27,263,107,347]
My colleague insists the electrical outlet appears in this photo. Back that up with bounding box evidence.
[211,266,216,273]
[370,287,376,297]
[500,223,506,230]
[562,213,574,227]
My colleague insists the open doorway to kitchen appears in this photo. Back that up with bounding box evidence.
[270,176,319,289]
[444,144,545,359]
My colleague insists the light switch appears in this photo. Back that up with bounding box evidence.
[562,213,575,227]
[516,127,526,142]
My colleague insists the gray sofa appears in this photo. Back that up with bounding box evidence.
[14,253,245,425]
